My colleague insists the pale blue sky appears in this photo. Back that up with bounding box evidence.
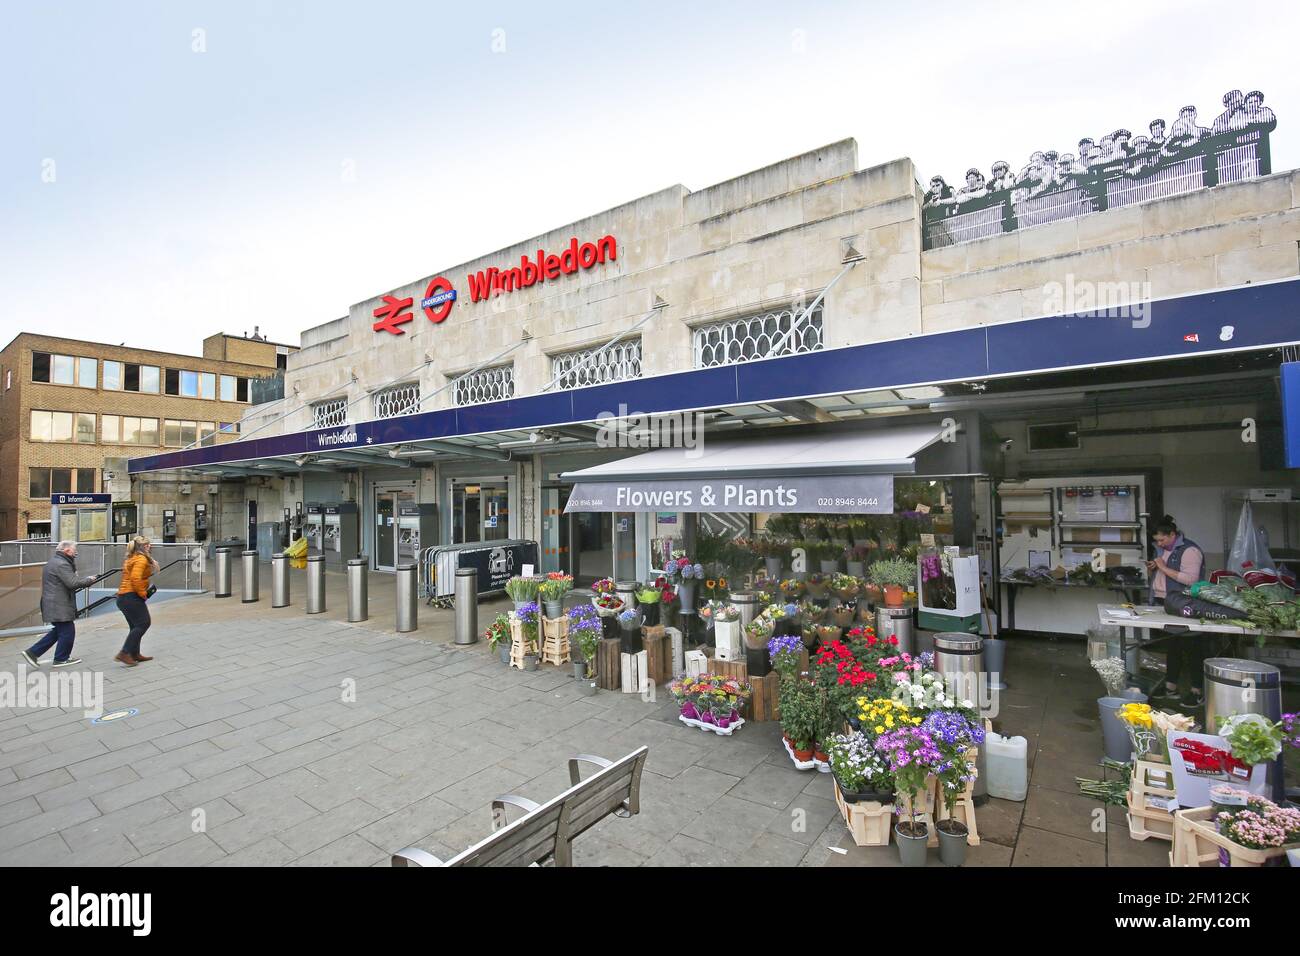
[2,0,1296,354]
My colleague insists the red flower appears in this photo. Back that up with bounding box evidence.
[888,636,898,645]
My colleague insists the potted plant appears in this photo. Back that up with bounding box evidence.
[663,555,703,612]
[538,573,573,619]
[868,558,915,608]
[568,603,602,694]
[875,725,942,866]
[923,710,986,866]
[505,575,541,612]
[767,633,804,680]
[826,731,895,803]
[779,678,816,763]
[701,600,742,655]
[484,612,512,665]
[617,607,644,653]
[515,601,540,670]
[636,585,662,627]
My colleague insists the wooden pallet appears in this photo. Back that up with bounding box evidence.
[932,748,981,846]
[508,618,538,670]
[1125,758,1175,842]
[596,638,621,690]
[898,780,938,848]
[1170,806,1300,866]
[834,781,893,847]
[643,629,672,686]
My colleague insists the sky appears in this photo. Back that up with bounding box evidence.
[2,0,1297,356]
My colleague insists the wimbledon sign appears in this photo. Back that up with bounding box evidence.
[564,476,893,514]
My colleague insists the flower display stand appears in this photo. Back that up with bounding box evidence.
[507,619,536,671]
[1125,759,1175,843]
[540,616,570,667]
[642,628,672,686]
[934,774,981,846]
[834,781,894,847]
[748,673,780,722]
[620,650,648,694]
[1170,806,1300,867]
[666,626,685,675]
[596,638,622,690]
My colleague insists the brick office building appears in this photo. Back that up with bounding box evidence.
[0,332,296,540]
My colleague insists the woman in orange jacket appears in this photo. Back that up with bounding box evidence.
[115,535,159,666]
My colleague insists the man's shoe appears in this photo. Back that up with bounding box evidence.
[20,650,39,668]
[113,652,138,667]
[132,654,153,662]
[51,658,83,668]
[1181,689,1205,708]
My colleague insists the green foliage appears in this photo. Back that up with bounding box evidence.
[868,557,915,589]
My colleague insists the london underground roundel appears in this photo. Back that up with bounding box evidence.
[421,276,457,324]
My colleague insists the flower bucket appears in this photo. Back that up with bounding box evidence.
[1099,694,1146,762]
[895,822,929,867]
[641,602,661,627]
[498,642,511,664]
[846,561,866,577]
[619,625,644,654]
[937,821,968,866]
[543,599,564,620]
[819,560,840,575]
[677,581,696,613]
[764,557,783,579]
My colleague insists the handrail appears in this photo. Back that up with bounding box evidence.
[76,557,192,618]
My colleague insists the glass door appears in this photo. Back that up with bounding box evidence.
[375,492,397,570]
[450,478,513,545]
[541,487,570,575]
[573,511,613,587]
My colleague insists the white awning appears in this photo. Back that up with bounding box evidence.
[561,423,946,514]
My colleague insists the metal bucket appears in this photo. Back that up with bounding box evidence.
[933,631,983,707]
[875,606,915,655]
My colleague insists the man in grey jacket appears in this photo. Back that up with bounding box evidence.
[21,541,97,668]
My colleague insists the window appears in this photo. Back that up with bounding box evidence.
[180,370,199,397]
[103,415,120,443]
[199,372,216,399]
[551,340,642,389]
[1027,422,1080,451]
[30,410,95,443]
[218,421,239,435]
[28,468,96,499]
[453,365,514,407]
[692,302,825,369]
[32,352,97,387]
[236,377,249,402]
[198,421,217,446]
[373,382,421,419]
[311,398,349,429]
[164,419,200,447]
[5,369,11,390]
[164,369,179,395]
[103,360,122,390]
[105,415,158,445]
[220,375,236,401]
[140,365,159,393]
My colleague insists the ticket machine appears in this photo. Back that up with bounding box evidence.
[162,509,178,544]
[397,503,438,567]
[305,504,324,556]
[194,503,209,543]
[281,508,291,550]
[322,502,360,569]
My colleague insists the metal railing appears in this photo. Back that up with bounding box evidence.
[0,540,208,633]
[921,125,1274,251]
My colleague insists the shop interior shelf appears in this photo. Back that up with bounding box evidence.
[1060,540,1143,548]
[1057,521,1143,528]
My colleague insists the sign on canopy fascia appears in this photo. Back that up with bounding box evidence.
[564,475,893,514]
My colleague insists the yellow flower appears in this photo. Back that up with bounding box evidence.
[875,725,884,733]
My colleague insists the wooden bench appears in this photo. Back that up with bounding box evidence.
[390,746,649,867]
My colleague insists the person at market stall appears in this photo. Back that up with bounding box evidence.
[1147,515,1207,707]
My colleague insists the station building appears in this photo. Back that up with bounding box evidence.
[126,123,1300,634]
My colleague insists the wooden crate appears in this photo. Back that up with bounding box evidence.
[1171,806,1300,867]
[749,673,780,722]
[621,650,648,695]
[932,749,980,846]
[596,638,622,690]
[834,781,893,847]
[705,657,751,718]
[508,618,537,670]
[1125,758,1175,842]
[643,630,672,686]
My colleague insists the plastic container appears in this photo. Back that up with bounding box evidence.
[984,731,1029,801]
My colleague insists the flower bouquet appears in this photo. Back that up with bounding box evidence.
[779,578,805,602]
[1115,703,1194,764]
[799,600,827,625]
[664,556,703,612]
[830,572,860,603]
[805,572,830,599]
[538,573,573,619]
[484,612,512,663]
[1090,656,1127,697]
[505,575,541,610]
[744,615,774,650]
[1214,793,1300,852]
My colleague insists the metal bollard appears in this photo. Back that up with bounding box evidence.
[396,564,417,633]
[214,547,232,598]
[306,555,326,614]
[271,554,290,608]
[347,557,368,622]
[454,567,478,645]
[241,550,259,604]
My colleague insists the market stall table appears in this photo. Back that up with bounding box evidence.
[1096,603,1300,691]
[999,578,1146,632]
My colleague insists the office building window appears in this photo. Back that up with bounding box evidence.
[550,340,642,389]
[102,360,122,390]
[373,382,421,419]
[453,365,514,407]
[199,372,216,399]
[30,410,96,443]
[692,302,824,369]
[219,374,236,401]
[29,467,95,498]
[122,363,160,393]
[163,419,206,447]
[312,398,349,429]
[31,352,97,388]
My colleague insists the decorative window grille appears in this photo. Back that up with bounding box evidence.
[311,397,349,429]
[550,340,642,390]
[373,382,421,419]
[692,303,824,369]
[453,365,515,407]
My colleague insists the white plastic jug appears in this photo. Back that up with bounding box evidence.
[984,731,1028,801]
